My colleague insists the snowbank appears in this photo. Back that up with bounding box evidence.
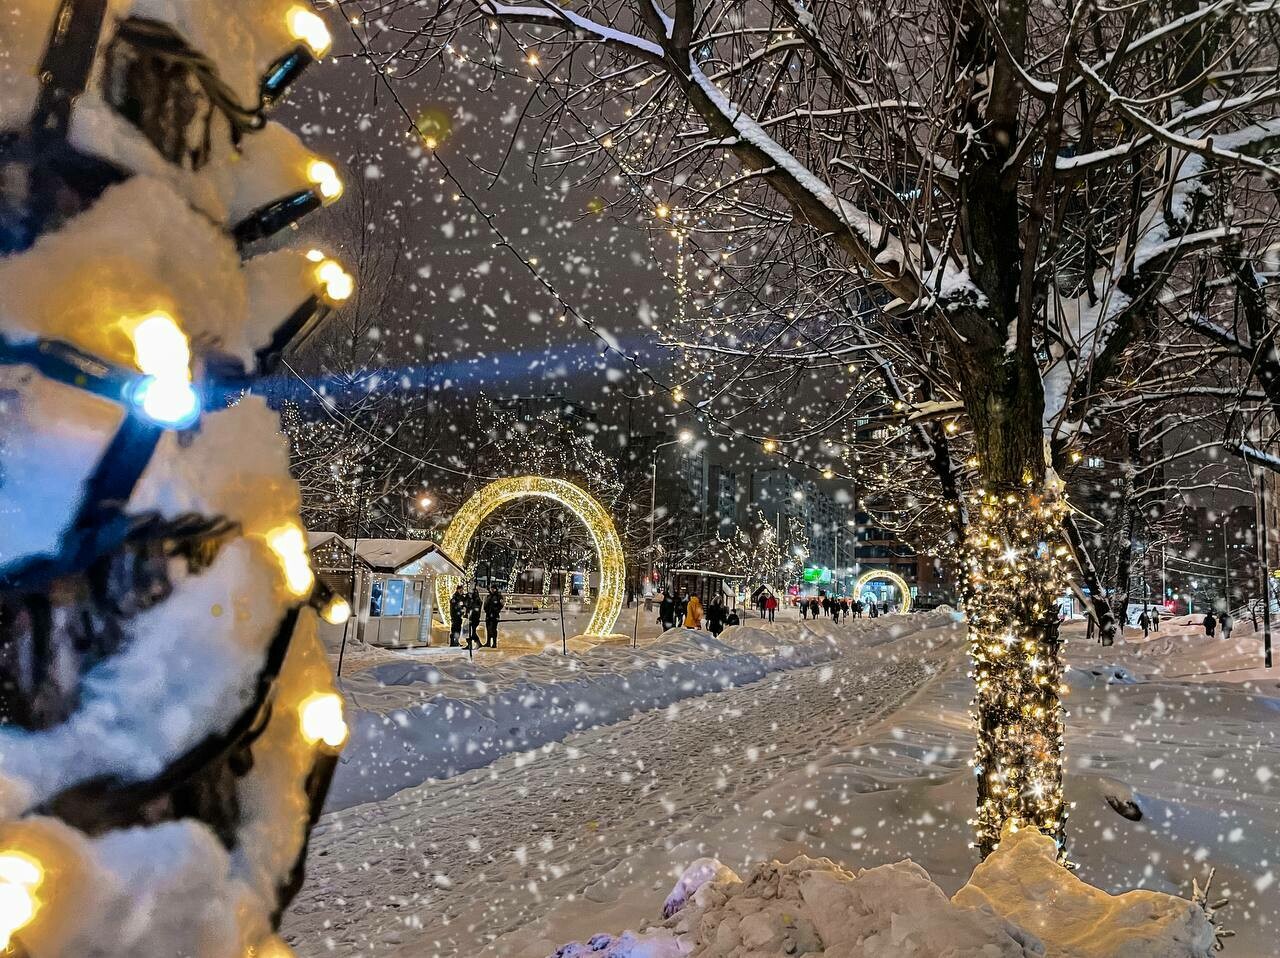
[553,828,1214,957]
[328,614,949,810]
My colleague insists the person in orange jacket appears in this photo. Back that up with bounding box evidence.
[684,593,704,629]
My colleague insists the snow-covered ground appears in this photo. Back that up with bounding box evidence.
[283,613,1278,957]
[324,610,946,810]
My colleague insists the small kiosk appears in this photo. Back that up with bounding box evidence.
[307,533,464,649]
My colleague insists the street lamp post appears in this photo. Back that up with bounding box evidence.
[648,430,692,590]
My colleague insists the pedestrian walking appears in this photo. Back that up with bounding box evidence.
[707,596,727,636]
[483,587,504,648]
[658,590,676,631]
[676,591,690,625]
[810,597,820,619]
[1138,610,1150,638]
[684,593,704,629]
[800,598,809,620]
[841,598,850,622]
[448,585,466,647]
[757,593,768,619]
[1220,610,1233,640]
[830,599,840,623]
[765,594,777,622]
[467,587,483,649]
[1203,610,1217,638]
[853,599,862,619]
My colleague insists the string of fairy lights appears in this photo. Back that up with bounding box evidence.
[0,7,356,954]
[963,483,1071,860]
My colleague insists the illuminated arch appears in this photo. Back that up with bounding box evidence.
[435,476,625,637]
[854,569,913,613]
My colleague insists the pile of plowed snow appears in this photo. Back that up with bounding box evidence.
[553,828,1215,957]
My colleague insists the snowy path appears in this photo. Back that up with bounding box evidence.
[282,621,962,958]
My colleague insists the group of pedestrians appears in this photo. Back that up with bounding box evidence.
[798,593,884,622]
[448,584,505,650]
[656,590,741,636]
[650,586,890,637]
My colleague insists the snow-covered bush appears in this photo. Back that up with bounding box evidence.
[1,2,349,954]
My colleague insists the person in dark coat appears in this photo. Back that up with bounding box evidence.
[840,598,850,622]
[483,587,504,647]
[800,597,809,620]
[706,596,728,636]
[757,593,768,619]
[1138,610,1150,637]
[830,599,840,623]
[821,595,831,616]
[448,585,467,646]
[676,591,690,625]
[726,608,740,627]
[810,597,821,619]
[658,591,676,631]
[467,587,483,649]
[1203,610,1217,637]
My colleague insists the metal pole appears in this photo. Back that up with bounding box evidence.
[558,513,568,656]
[1223,520,1230,608]
[1256,470,1273,668]
[337,474,366,678]
[1161,546,1167,610]
[649,452,658,589]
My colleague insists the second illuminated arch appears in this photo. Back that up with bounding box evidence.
[854,569,914,614]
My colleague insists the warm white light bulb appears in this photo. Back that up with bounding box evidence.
[287,6,332,57]
[264,524,314,597]
[299,692,348,748]
[315,259,355,304]
[321,595,351,626]
[0,852,41,951]
[130,311,191,380]
[306,159,344,201]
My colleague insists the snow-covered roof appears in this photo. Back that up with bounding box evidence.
[305,533,463,576]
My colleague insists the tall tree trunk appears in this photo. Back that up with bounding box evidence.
[959,352,1069,860]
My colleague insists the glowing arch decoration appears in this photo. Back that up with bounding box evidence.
[854,569,913,614]
[435,476,626,637]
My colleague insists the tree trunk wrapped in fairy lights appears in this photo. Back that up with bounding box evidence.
[963,483,1072,860]
[0,1,353,954]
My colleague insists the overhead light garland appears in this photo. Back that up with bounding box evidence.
[352,25,855,487]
